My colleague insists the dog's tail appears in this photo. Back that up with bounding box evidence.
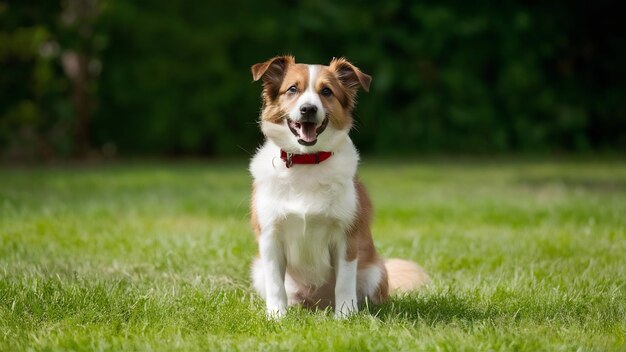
[384,258,431,293]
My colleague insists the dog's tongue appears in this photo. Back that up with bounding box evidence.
[298,122,317,143]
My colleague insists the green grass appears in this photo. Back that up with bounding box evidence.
[1,158,625,351]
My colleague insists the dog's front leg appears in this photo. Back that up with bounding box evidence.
[259,229,288,319]
[334,239,358,318]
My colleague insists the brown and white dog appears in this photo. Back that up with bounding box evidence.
[249,56,429,318]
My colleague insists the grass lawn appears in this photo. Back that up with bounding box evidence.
[1,158,625,351]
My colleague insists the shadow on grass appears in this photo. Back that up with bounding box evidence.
[368,291,499,325]
[367,287,622,328]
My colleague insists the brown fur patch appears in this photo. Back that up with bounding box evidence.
[372,260,390,304]
[260,103,286,124]
[315,68,353,130]
[251,55,296,114]
[348,179,390,303]
[346,179,375,263]
[329,57,371,92]
[328,58,372,112]
[256,63,312,125]
[260,64,310,124]
[278,64,310,94]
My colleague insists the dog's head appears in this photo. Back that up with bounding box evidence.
[251,56,371,153]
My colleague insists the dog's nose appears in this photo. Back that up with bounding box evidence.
[299,103,318,118]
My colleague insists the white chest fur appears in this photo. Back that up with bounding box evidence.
[250,139,359,287]
[278,214,338,286]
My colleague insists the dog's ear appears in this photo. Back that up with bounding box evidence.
[329,57,371,93]
[251,55,294,81]
[251,56,295,100]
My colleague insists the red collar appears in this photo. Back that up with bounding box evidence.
[280,150,333,168]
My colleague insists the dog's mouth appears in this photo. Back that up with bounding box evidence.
[287,117,329,146]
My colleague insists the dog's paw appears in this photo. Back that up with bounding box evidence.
[266,305,287,320]
[334,300,357,319]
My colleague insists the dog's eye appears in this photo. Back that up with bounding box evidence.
[287,85,298,94]
[320,87,332,97]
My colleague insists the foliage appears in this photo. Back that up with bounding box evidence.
[1,1,625,158]
[1,159,625,350]
[0,2,70,159]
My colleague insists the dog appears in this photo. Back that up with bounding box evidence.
[249,56,429,318]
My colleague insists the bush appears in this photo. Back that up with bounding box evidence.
[2,0,625,158]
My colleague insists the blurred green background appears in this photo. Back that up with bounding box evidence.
[1,0,624,160]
